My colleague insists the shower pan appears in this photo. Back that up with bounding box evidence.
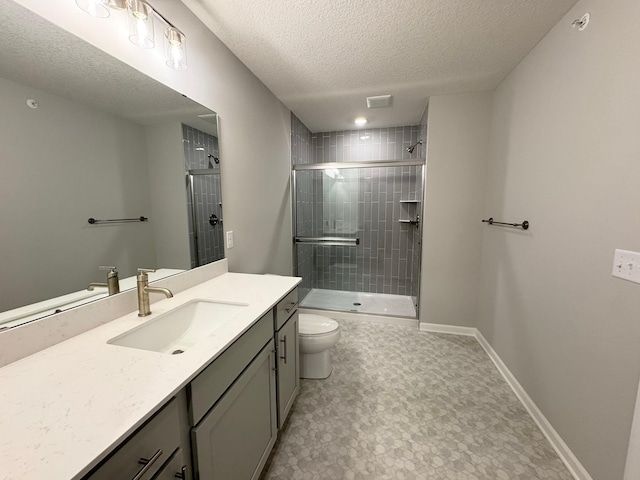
[293,159,425,318]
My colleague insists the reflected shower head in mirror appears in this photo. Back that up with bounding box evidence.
[406,140,423,154]
[207,154,219,165]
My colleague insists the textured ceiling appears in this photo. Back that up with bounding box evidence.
[0,1,216,133]
[182,0,577,132]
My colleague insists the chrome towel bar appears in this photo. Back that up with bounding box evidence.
[482,217,529,230]
[88,216,148,225]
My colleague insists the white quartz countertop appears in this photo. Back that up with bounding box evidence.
[0,272,301,480]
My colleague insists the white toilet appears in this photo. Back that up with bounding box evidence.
[298,314,341,379]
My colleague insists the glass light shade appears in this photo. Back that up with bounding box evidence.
[165,27,187,70]
[127,0,155,49]
[108,0,127,9]
[75,0,110,18]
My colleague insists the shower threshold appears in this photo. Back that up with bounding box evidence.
[300,288,416,318]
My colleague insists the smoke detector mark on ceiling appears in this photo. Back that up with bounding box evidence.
[572,13,590,31]
[366,95,392,109]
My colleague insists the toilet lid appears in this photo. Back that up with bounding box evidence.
[299,314,339,335]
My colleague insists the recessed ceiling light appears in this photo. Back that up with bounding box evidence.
[354,117,367,127]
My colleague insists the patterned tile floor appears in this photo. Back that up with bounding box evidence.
[260,320,572,480]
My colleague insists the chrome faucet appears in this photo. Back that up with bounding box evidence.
[137,268,173,317]
[87,266,120,296]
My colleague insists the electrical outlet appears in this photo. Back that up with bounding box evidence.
[226,231,234,249]
[612,249,640,284]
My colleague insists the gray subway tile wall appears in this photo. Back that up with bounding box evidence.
[292,114,426,312]
[182,124,224,268]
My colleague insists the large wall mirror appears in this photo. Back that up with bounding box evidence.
[0,2,224,330]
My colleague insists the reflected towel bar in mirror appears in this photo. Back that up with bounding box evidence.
[88,216,148,225]
[482,217,529,230]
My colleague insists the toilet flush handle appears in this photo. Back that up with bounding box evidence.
[279,335,288,364]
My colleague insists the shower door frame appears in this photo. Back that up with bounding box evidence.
[291,159,426,318]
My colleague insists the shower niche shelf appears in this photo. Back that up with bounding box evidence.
[399,200,421,203]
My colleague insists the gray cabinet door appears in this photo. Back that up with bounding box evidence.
[277,311,299,428]
[191,341,277,480]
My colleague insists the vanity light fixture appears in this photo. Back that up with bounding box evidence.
[354,117,367,127]
[165,27,187,70]
[75,0,111,18]
[128,0,155,48]
[74,0,188,70]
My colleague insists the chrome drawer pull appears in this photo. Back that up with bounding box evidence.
[284,302,298,314]
[279,335,288,364]
[132,449,163,480]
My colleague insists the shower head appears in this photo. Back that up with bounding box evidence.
[406,140,423,154]
[207,154,220,164]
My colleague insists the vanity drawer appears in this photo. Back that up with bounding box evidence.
[86,398,181,480]
[151,448,188,480]
[189,310,274,425]
[275,288,298,330]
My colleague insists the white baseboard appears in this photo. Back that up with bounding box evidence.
[474,331,593,480]
[298,308,418,327]
[418,322,477,336]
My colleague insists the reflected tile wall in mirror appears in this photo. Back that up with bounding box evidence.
[182,124,224,268]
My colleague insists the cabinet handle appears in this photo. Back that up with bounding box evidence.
[284,302,299,314]
[132,449,163,480]
[175,465,187,479]
[279,335,288,364]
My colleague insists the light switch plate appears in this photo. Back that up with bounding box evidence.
[612,249,640,284]
[226,231,234,249]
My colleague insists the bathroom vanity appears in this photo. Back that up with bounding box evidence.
[0,270,301,480]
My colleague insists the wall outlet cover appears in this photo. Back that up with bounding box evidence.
[226,231,234,249]
[612,249,640,284]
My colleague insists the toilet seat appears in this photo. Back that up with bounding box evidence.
[299,314,339,336]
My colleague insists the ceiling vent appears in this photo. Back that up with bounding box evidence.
[366,95,392,109]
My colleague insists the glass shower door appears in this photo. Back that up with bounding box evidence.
[293,161,424,318]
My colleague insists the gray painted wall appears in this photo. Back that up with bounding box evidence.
[420,92,492,327]
[477,0,640,478]
[0,75,157,309]
[145,122,192,271]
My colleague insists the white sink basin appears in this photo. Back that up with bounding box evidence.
[108,299,248,354]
